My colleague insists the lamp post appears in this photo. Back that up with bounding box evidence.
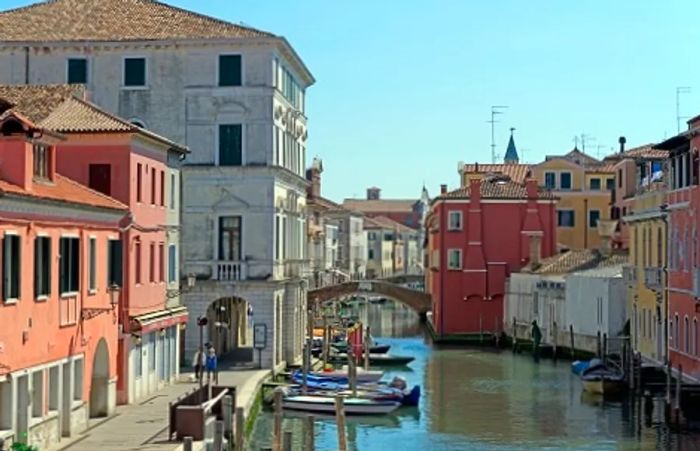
[197,315,208,402]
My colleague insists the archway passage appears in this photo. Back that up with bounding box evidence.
[89,338,109,418]
[206,297,252,364]
[308,280,431,314]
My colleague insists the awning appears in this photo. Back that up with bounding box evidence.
[130,306,188,334]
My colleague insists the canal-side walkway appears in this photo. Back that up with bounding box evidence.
[53,368,269,451]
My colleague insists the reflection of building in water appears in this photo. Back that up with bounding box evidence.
[349,300,421,338]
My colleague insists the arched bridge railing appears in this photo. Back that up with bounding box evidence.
[307,280,431,315]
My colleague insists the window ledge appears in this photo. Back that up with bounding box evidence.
[71,400,86,411]
[61,292,79,299]
[120,85,149,91]
[3,298,18,305]
[35,295,49,302]
[447,228,463,232]
[88,289,97,296]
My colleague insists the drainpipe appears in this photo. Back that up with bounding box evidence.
[584,198,589,249]
[24,47,29,84]
[661,206,669,367]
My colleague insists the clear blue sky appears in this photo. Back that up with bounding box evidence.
[2,0,698,201]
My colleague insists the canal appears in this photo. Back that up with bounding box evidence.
[248,301,700,450]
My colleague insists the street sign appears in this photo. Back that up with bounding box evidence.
[254,324,267,350]
[358,281,372,292]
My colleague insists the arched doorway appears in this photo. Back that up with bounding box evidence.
[206,297,252,364]
[89,339,110,418]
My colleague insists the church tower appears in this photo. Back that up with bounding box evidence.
[504,127,519,164]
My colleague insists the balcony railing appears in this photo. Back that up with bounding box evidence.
[213,261,247,281]
[643,267,663,292]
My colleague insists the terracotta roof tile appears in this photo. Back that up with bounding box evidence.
[0,84,85,123]
[622,144,668,159]
[40,97,133,133]
[461,163,532,184]
[0,174,128,211]
[0,0,274,42]
[439,177,555,200]
[363,215,416,233]
[342,199,417,213]
[523,250,628,274]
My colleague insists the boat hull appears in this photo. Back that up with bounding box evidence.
[328,354,415,366]
[582,378,625,396]
[282,397,401,415]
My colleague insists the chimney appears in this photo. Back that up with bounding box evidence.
[529,234,542,267]
[525,178,538,198]
[367,187,381,200]
[475,161,479,172]
[440,184,447,194]
[618,136,626,154]
[306,157,323,198]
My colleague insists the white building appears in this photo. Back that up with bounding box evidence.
[0,0,315,370]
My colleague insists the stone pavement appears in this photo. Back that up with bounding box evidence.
[53,367,270,451]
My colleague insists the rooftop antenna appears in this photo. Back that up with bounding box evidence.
[676,86,692,133]
[572,136,579,149]
[488,105,508,163]
[520,148,530,164]
[593,144,606,159]
[579,134,595,153]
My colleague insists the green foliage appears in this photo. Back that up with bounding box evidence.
[11,442,39,451]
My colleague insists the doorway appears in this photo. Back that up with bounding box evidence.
[89,339,110,418]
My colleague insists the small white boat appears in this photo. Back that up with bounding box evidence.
[311,367,384,383]
[282,395,401,415]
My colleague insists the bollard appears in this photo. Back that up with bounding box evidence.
[183,436,193,451]
[223,395,233,439]
[335,396,347,451]
[235,406,245,451]
[214,420,224,451]
[675,364,682,425]
[273,389,283,451]
[304,415,315,451]
[282,431,293,451]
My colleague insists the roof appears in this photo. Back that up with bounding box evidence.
[504,134,519,163]
[439,176,555,200]
[342,198,418,213]
[585,162,617,174]
[523,249,628,274]
[364,215,415,233]
[0,85,187,152]
[0,0,274,42]
[309,195,352,213]
[0,174,128,211]
[621,143,668,160]
[570,264,624,278]
[461,163,531,184]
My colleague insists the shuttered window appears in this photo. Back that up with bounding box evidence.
[3,234,21,300]
[219,124,242,166]
[168,245,177,283]
[67,58,88,84]
[88,237,97,292]
[59,237,80,294]
[35,236,51,298]
[219,55,242,87]
[108,240,123,287]
[124,57,146,87]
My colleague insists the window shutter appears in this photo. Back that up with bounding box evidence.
[2,238,8,300]
[219,55,242,87]
[45,238,51,296]
[34,238,40,297]
[59,239,66,294]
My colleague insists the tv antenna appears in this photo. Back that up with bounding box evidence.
[488,105,508,163]
[579,134,595,153]
[676,86,692,133]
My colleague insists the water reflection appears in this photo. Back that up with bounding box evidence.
[248,301,700,450]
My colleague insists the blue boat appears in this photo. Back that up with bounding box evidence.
[289,372,421,406]
[571,360,590,375]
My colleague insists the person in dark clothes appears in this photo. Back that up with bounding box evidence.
[531,320,542,361]
[192,347,205,381]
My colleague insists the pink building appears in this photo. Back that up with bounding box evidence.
[0,110,128,449]
[0,85,189,405]
[426,176,557,337]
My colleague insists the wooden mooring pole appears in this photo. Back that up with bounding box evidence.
[213,420,224,451]
[675,364,682,425]
[479,313,483,344]
[569,324,575,360]
[273,389,283,451]
[512,317,517,353]
[596,331,602,358]
[235,406,245,451]
[364,324,370,371]
[665,357,672,410]
[304,415,315,451]
[335,396,348,451]
[552,321,558,361]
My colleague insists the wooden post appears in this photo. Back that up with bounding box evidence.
[349,350,357,397]
[335,396,347,451]
[223,395,233,440]
[235,406,245,451]
[603,333,608,364]
[479,313,483,344]
[635,352,642,396]
[596,331,601,358]
[183,437,193,451]
[512,317,517,353]
[364,324,370,371]
[322,317,329,367]
[494,316,500,346]
[304,415,315,451]
[666,357,672,409]
[283,431,293,451]
[214,420,224,451]
[552,321,558,361]
[675,364,682,423]
[569,324,575,360]
[273,389,283,451]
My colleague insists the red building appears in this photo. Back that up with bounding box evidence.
[655,117,700,381]
[426,175,557,337]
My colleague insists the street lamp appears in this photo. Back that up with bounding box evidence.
[197,315,209,401]
[81,284,120,320]
[166,273,196,299]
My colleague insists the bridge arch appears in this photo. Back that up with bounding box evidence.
[308,280,430,315]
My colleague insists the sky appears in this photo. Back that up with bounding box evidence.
[1,0,699,202]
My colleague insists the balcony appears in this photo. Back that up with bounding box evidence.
[643,267,663,292]
[622,266,637,287]
[213,261,247,281]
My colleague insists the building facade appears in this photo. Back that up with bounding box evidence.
[0,0,315,370]
[427,176,557,336]
[0,110,128,449]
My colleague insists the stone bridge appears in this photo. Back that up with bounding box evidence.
[308,279,431,315]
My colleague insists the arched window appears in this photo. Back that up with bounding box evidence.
[694,318,698,356]
[675,314,680,349]
[685,316,690,353]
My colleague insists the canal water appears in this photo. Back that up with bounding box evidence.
[248,301,700,450]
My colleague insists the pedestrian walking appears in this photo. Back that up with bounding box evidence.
[206,346,218,384]
[192,347,205,381]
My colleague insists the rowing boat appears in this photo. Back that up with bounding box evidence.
[282,395,401,415]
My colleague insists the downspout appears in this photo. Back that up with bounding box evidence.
[24,47,29,84]
[584,198,589,249]
[661,207,669,367]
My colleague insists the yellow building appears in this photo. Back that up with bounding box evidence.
[531,149,617,251]
[619,147,668,363]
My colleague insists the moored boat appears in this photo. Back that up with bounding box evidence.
[282,395,401,415]
[580,359,625,396]
[332,342,392,354]
[571,360,590,375]
[328,353,415,366]
[292,368,385,383]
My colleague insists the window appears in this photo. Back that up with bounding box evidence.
[159,171,165,206]
[368,232,377,240]
[108,240,123,286]
[32,371,43,418]
[134,240,142,284]
[685,316,690,353]
[134,344,142,378]
[219,124,243,166]
[34,236,51,299]
[136,163,143,202]
[67,58,88,84]
[170,173,176,210]
[73,359,83,401]
[384,232,394,241]
[448,211,463,230]
[657,228,663,267]
[557,210,575,227]
[589,178,601,190]
[33,144,50,179]
[59,237,80,294]
[588,210,600,228]
[368,249,375,260]
[150,167,156,205]
[275,216,281,260]
[89,164,111,196]
[219,216,242,261]
[48,366,59,412]
[124,57,146,87]
[219,54,242,87]
[694,318,698,356]
[560,172,572,190]
[544,172,556,189]
[674,314,679,348]
[2,234,22,301]
[158,243,165,283]
[89,237,97,292]
[618,169,623,188]
[149,242,156,283]
[168,245,177,283]
[447,249,462,270]
[606,178,615,190]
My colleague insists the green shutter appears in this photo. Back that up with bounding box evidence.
[59,238,66,294]
[124,58,146,87]
[67,59,87,84]
[219,125,242,166]
[219,55,242,87]
[34,238,40,297]
[45,238,51,296]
